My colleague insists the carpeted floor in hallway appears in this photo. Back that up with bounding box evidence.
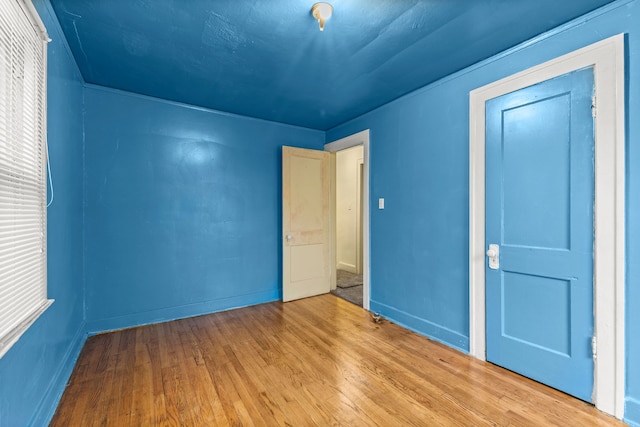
[331,269,363,307]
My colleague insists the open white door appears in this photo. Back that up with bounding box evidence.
[282,146,331,302]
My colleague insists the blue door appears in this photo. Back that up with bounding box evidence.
[485,68,595,402]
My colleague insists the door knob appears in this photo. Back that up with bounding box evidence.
[286,234,292,241]
[487,244,499,270]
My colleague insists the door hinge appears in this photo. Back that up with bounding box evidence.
[592,336,597,359]
[592,95,597,118]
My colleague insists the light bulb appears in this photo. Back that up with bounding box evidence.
[311,2,333,31]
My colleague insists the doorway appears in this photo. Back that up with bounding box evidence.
[331,146,364,307]
[469,35,625,417]
[325,130,371,311]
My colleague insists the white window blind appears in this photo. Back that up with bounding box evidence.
[0,0,51,359]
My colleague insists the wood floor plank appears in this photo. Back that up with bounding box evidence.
[130,327,154,426]
[50,294,625,427]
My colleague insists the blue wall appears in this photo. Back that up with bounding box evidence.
[327,0,640,424]
[82,86,325,332]
[0,1,86,426]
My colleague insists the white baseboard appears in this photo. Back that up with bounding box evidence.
[337,262,356,274]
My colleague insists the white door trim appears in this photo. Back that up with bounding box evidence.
[469,34,625,418]
[356,158,365,275]
[326,130,371,311]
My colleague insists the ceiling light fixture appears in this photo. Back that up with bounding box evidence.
[311,2,333,32]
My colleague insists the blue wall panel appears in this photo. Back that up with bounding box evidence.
[83,87,324,332]
[327,1,640,423]
[0,1,86,426]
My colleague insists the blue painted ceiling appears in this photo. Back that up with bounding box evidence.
[50,0,616,130]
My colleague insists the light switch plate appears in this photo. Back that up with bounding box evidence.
[378,198,385,209]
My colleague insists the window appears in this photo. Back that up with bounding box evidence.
[0,0,51,358]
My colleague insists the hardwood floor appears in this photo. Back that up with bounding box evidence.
[50,294,624,426]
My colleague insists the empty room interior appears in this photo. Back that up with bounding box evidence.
[1,0,640,425]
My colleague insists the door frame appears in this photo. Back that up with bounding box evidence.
[356,158,364,275]
[325,130,371,310]
[469,34,625,418]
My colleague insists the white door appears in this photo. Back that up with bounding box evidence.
[282,146,331,302]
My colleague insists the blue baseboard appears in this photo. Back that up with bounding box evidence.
[626,397,640,427]
[86,290,280,334]
[370,300,469,352]
[28,321,87,427]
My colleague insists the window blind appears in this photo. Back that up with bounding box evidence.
[0,0,51,359]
